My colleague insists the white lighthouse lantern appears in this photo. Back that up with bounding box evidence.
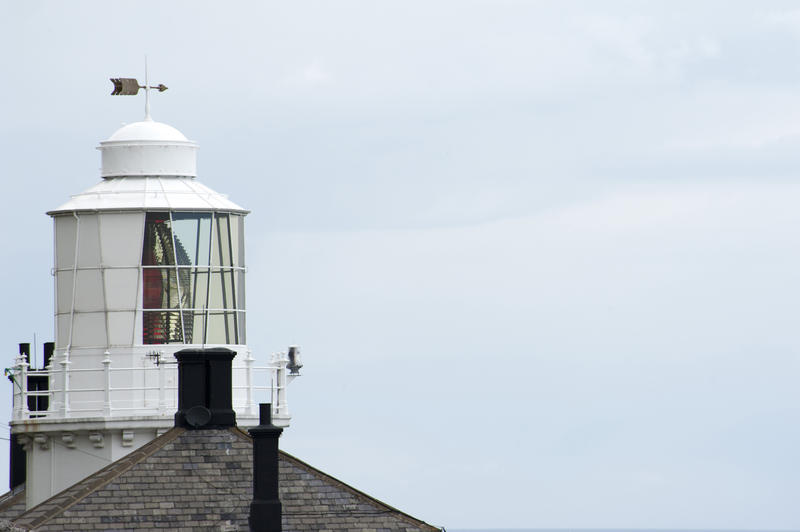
[51,119,248,355]
[10,109,294,509]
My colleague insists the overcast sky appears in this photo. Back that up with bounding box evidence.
[1,1,800,529]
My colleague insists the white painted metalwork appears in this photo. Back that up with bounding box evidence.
[48,177,247,214]
[10,352,290,424]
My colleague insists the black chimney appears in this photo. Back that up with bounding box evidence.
[9,434,25,490]
[249,403,283,532]
[43,342,54,368]
[18,344,29,365]
[174,348,237,429]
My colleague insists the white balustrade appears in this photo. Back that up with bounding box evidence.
[10,352,290,421]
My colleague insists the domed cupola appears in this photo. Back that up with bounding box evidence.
[99,118,198,178]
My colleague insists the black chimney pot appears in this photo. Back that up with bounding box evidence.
[43,342,55,368]
[9,435,25,491]
[18,343,30,365]
[174,348,237,429]
[249,403,283,532]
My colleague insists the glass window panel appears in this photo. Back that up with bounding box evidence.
[238,310,246,345]
[142,212,175,266]
[226,312,239,344]
[143,311,183,344]
[205,311,239,344]
[208,270,222,310]
[142,268,181,310]
[212,214,233,267]
[208,270,236,310]
[237,215,245,268]
[176,267,191,309]
[185,312,206,345]
[236,270,246,312]
[180,309,194,345]
[138,211,245,346]
[224,269,236,310]
[206,312,228,344]
[186,270,209,311]
[172,213,212,266]
[229,214,241,268]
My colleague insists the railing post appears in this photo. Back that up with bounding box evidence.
[272,351,290,420]
[103,351,112,416]
[12,355,27,420]
[158,358,166,414]
[60,350,71,417]
[245,348,255,416]
[20,358,29,419]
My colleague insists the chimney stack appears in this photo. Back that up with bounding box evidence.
[249,403,283,532]
[43,342,54,368]
[8,435,25,491]
[174,348,237,429]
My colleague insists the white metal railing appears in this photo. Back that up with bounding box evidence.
[9,350,296,422]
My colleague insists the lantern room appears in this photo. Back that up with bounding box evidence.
[48,119,249,352]
[9,108,298,510]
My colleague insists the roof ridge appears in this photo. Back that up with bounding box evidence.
[277,449,440,531]
[228,425,252,443]
[14,427,185,529]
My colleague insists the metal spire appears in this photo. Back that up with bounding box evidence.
[144,56,151,121]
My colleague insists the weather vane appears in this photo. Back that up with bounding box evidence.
[109,78,167,96]
[109,58,167,120]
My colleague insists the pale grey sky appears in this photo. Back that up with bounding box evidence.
[1,1,799,529]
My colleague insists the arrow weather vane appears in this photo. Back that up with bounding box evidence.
[109,78,167,96]
[109,58,167,120]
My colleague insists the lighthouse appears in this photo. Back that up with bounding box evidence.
[8,83,298,509]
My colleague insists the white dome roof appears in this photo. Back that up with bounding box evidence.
[98,118,198,178]
[107,119,189,142]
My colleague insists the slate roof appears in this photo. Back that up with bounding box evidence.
[5,427,439,531]
[0,485,26,522]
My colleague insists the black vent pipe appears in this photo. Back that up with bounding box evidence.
[43,342,54,368]
[249,403,283,532]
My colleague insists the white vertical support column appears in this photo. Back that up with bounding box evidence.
[20,359,29,419]
[269,352,277,410]
[15,356,28,420]
[245,348,254,416]
[102,351,112,416]
[60,350,71,417]
[11,356,20,420]
[273,351,289,420]
[140,355,147,408]
[158,360,166,414]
